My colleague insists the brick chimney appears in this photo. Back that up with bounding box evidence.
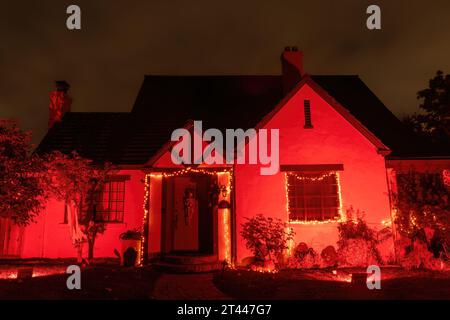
[281,46,304,95]
[49,81,72,128]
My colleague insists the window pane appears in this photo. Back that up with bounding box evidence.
[287,172,340,222]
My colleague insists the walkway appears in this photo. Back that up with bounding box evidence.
[151,272,231,300]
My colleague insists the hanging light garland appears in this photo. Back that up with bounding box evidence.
[149,167,232,178]
[139,173,151,266]
[284,172,346,225]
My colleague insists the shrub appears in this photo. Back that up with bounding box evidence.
[240,214,294,269]
[337,208,390,267]
[338,239,379,267]
[397,227,449,270]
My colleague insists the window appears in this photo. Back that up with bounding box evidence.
[90,180,126,223]
[286,172,340,222]
[304,99,313,128]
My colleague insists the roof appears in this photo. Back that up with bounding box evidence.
[36,74,447,165]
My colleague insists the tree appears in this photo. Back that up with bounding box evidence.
[45,151,116,261]
[393,171,450,259]
[404,71,450,144]
[0,119,47,225]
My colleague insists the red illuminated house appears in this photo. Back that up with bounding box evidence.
[2,47,449,268]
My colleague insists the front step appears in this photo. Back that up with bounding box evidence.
[153,261,223,273]
[153,254,223,273]
[163,254,218,265]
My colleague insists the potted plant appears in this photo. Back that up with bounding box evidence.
[119,229,142,266]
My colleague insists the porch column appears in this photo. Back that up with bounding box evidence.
[217,172,232,264]
[141,173,151,265]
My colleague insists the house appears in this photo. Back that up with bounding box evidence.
[2,47,449,268]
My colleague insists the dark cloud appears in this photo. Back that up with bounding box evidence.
[1,0,450,144]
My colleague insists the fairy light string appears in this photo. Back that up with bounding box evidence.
[284,172,346,225]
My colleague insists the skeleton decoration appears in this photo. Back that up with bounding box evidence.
[183,188,197,226]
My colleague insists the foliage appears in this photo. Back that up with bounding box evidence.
[120,229,142,241]
[403,71,450,144]
[337,208,391,266]
[397,236,445,270]
[240,214,294,267]
[394,172,450,244]
[45,151,116,260]
[0,119,47,225]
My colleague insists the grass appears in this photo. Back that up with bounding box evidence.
[0,263,160,300]
[213,268,450,300]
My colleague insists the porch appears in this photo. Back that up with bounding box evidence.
[143,167,234,272]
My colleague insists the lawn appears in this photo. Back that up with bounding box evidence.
[0,259,161,300]
[2,261,450,300]
[213,267,450,300]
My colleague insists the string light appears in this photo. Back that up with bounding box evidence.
[284,172,346,226]
[139,173,151,266]
[381,218,392,227]
[288,171,337,182]
[149,167,232,178]
[217,171,233,265]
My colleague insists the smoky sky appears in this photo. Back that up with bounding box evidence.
[1,0,450,144]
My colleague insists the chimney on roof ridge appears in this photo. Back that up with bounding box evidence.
[281,46,304,95]
[49,80,72,128]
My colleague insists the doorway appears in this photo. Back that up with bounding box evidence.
[162,173,216,255]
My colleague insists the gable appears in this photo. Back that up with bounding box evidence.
[256,76,390,155]
[260,80,389,164]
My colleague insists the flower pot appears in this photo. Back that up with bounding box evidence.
[120,239,142,267]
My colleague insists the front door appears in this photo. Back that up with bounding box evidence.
[172,176,199,251]
[163,174,215,254]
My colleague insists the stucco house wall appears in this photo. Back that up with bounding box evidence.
[234,83,393,264]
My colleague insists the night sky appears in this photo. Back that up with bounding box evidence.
[1,0,450,144]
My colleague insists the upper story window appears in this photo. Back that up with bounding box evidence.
[286,171,341,222]
[303,99,313,128]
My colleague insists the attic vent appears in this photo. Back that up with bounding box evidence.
[304,100,313,128]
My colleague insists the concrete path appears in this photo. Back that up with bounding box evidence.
[151,272,231,300]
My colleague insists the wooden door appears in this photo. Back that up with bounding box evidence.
[172,176,199,251]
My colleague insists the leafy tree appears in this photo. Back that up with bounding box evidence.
[0,119,47,225]
[404,71,450,144]
[45,151,116,261]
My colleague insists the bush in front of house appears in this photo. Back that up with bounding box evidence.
[241,214,295,270]
[397,227,448,270]
[337,209,389,267]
